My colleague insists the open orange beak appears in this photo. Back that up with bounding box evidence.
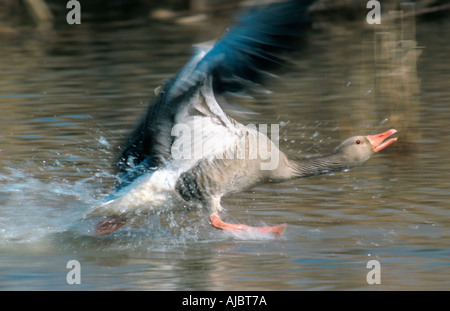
[366,129,398,152]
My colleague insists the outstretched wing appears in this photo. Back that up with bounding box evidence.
[171,0,313,98]
[115,0,313,189]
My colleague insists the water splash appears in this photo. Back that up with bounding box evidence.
[0,137,281,254]
[0,165,225,254]
[0,167,101,246]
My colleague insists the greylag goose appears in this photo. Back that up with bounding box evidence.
[85,0,398,236]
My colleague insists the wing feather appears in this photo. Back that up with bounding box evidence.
[115,0,312,189]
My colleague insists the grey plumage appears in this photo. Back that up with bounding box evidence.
[86,1,397,236]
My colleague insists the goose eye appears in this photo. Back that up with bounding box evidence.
[355,139,362,145]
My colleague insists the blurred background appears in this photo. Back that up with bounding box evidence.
[1,0,449,26]
[0,0,449,290]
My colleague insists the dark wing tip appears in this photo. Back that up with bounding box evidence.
[204,0,314,94]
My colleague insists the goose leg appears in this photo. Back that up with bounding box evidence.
[95,216,128,236]
[209,212,286,236]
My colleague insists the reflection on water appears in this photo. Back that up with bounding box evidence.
[1,11,450,290]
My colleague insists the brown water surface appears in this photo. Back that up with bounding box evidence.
[0,13,449,290]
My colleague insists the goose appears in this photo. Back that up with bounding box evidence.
[85,0,398,236]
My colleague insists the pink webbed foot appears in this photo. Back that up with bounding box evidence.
[95,216,128,236]
[209,213,286,236]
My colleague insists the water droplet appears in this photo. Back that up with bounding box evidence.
[97,136,110,147]
[379,118,388,125]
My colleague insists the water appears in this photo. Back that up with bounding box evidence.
[1,12,449,291]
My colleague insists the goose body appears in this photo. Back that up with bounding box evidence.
[85,0,398,236]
